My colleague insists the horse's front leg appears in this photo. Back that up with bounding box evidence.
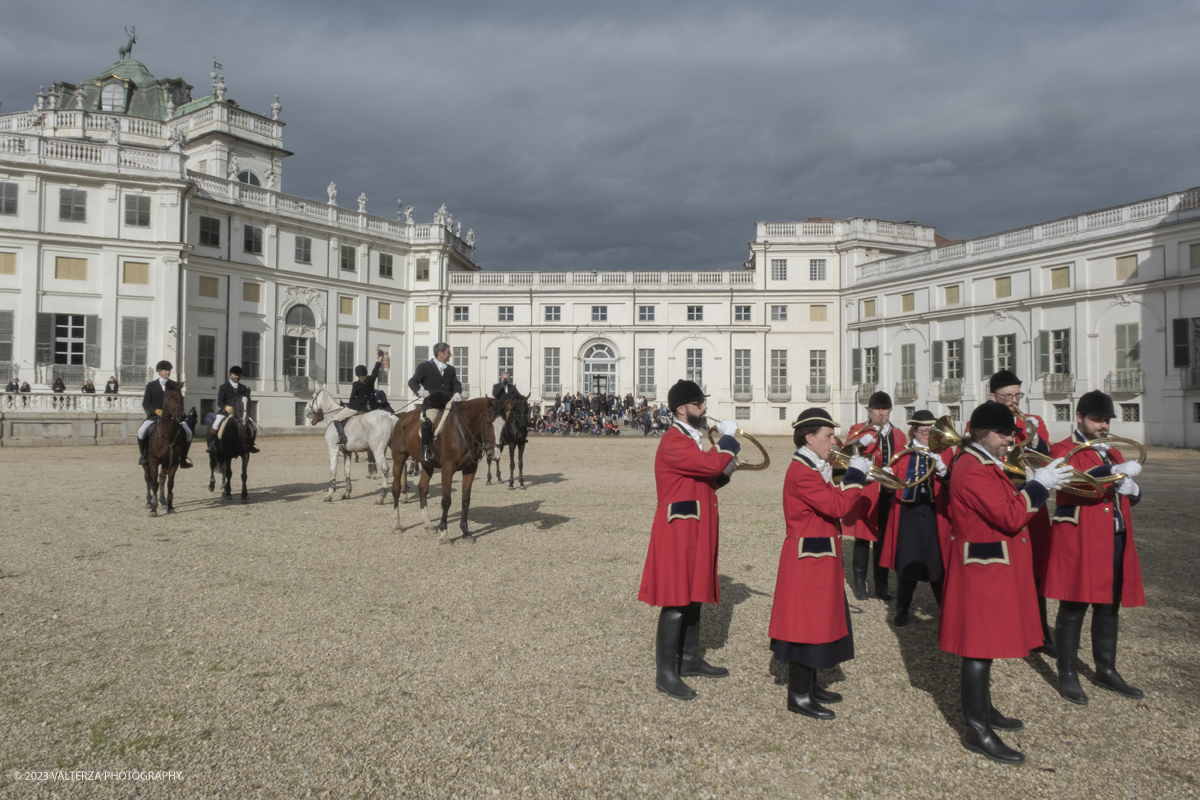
[341,450,353,500]
[375,445,391,505]
[145,465,158,516]
[437,467,454,543]
[208,449,217,493]
[221,457,233,499]
[166,467,177,514]
[459,466,477,544]
[324,446,338,502]
[240,454,249,502]
[508,447,516,490]
[420,466,436,533]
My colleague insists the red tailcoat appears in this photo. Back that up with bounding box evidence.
[638,423,737,608]
[769,455,865,644]
[939,445,1046,659]
[1042,433,1145,607]
[880,449,952,572]
[841,422,907,542]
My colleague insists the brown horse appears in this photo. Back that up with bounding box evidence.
[144,384,187,517]
[390,398,499,545]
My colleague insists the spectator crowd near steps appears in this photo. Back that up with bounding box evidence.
[529,392,675,437]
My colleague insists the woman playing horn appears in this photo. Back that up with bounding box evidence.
[768,408,874,720]
[880,410,952,627]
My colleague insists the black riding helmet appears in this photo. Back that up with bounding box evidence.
[355,365,368,378]
[156,360,173,372]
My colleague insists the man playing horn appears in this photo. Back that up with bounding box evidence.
[1044,390,1146,705]
[843,391,906,600]
[408,342,462,461]
[638,379,740,700]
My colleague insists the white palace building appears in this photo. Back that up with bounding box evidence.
[2,43,1200,445]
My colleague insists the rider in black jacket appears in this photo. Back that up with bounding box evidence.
[408,342,462,461]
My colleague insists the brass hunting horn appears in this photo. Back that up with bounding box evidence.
[706,426,771,471]
[1061,434,1148,485]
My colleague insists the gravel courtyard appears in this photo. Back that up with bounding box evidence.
[1,433,1198,799]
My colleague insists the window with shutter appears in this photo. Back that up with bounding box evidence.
[0,252,15,275]
[932,340,944,381]
[55,257,88,281]
[810,305,827,322]
[84,316,100,368]
[944,285,960,306]
[851,348,862,384]
[122,261,149,285]
[995,276,1012,298]
[1115,323,1140,370]
[415,305,429,323]
[997,334,1016,373]
[1037,330,1051,376]
[198,276,219,298]
[0,310,13,363]
[124,195,150,227]
[901,293,914,313]
[1174,319,1192,368]
[901,343,916,381]
[242,332,260,378]
[1050,266,1070,290]
[121,317,148,367]
[1115,255,1138,281]
[243,283,261,303]
[379,302,391,321]
[0,182,17,215]
[36,313,53,364]
[981,336,995,378]
[862,299,876,318]
[337,341,355,383]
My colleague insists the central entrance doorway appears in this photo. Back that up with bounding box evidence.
[583,344,616,396]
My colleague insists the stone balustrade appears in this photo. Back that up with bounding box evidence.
[447,270,754,289]
[757,217,935,244]
[1,392,143,413]
[0,132,183,174]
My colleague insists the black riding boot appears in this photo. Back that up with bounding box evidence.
[420,418,434,461]
[206,435,218,455]
[960,658,1023,764]
[1035,594,1058,658]
[851,541,869,600]
[333,419,348,446]
[988,689,1024,732]
[894,578,917,627]
[178,437,194,468]
[679,602,728,678]
[1092,604,1143,698]
[872,545,892,600]
[137,435,148,466]
[1055,601,1089,705]
[655,607,695,700]
[787,662,834,719]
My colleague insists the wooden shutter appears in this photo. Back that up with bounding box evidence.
[36,312,53,364]
[932,340,944,381]
[851,348,862,384]
[981,336,994,378]
[1174,319,1191,368]
[310,337,325,382]
[0,310,13,362]
[283,337,297,376]
[1037,330,1051,376]
[120,317,148,367]
[84,315,100,367]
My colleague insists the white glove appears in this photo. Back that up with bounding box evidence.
[1030,457,1073,490]
[1113,461,1141,479]
[848,455,873,478]
[417,388,430,398]
[1091,441,1110,455]
[883,466,894,475]
[1117,478,1139,496]
[717,419,738,436]
[451,392,462,402]
[1025,416,1038,434]
[857,433,875,447]
[931,452,948,476]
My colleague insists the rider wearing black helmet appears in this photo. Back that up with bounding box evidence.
[137,359,193,468]
[327,353,384,445]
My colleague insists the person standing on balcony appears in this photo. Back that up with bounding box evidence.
[81,379,96,394]
[407,343,461,460]
[137,360,193,469]
[5,377,17,393]
[843,391,906,601]
[104,376,119,394]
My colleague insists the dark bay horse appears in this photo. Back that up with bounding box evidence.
[208,395,256,502]
[487,392,530,489]
[143,384,187,517]
[390,398,499,545]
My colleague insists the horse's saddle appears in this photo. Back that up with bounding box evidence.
[215,416,246,440]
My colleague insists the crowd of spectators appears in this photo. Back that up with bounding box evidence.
[532,392,676,437]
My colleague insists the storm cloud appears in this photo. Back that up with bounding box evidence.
[3,0,1198,270]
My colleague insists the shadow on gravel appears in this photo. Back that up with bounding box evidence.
[700,575,769,657]
[892,585,963,733]
[453,500,573,539]
[502,472,568,486]
[244,482,336,502]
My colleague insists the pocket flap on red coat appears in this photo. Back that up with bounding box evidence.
[798,536,837,559]
[667,501,700,522]
[963,540,1009,566]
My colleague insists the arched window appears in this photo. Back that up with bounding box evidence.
[101,83,124,112]
[237,170,261,187]
[584,344,617,395]
[285,304,315,327]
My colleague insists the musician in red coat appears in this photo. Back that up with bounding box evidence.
[987,369,1057,656]
[842,391,907,600]
[638,380,741,700]
[769,408,873,719]
[1044,390,1146,706]
[880,410,951,626]
[940,401,1073,765]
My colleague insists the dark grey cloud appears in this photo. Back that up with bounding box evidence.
[3,0,1199,269]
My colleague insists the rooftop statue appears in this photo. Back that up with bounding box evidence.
[227,155,239,179]
[271,96,281,120]
[118,26,137,60]
[404,205,414,224]
[327,182,337,205]
[357,193,368,213]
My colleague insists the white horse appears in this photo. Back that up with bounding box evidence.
[304,385,397,503]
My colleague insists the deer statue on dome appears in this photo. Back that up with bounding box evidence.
[118,27,137,60]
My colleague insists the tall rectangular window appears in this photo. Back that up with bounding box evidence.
[337,341,355,383]
[198,275,219,298]
[771,259,787,280]
[284,336,308,377]
[1052,329,1071,373]
[687,305,703,321]
[901,293,915,313]
[241,332,261,379]
[544,347,560,390]
[197,334,216,377]
[379,252,393,278]
[546,305,561,322]
[453,306,469,322]
[498,306,514,322]
[734,350,751,391]
[339,244,356,271]
[415,257,430,281]
[771,305,787,321]
[686,348,703,385]
[946,339,964,379]
[497,347,514,380]
[50,314,95,366]
[453,347,469,389]
[995,276,1012,298]
[120,317,148,374]
[122,261,149,285]
[770,350,788,388]
[59,189,86,222]
[734,305,750,322]
[199,216,220,247]
[592,306,607,322]
[809,350,826,389]
[244,224,263,254]
[54,256,88,281]
[0,182,17,215]
[1191,244,1200,271]
[810,305,827,322]
[639,305,655,322]
[1115,323,1140,370]
[243,282,261,303]
[1050,266,1070,290]
[900,343,916,381]
[638,349,655,392]
[863,347,878,384]
[863,299,876,318]
[295,235,312,263]
[124,195,150,227]
[810,259,827,280]
[997,334,1016,372]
